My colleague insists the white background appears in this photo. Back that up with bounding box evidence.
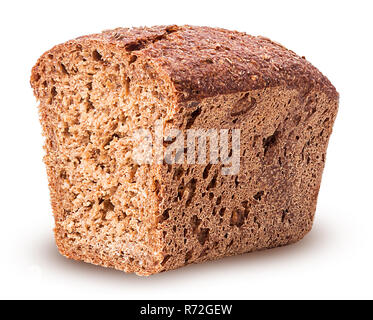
[1,0,372,300]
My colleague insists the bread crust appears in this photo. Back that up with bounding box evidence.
[32,25,338,103]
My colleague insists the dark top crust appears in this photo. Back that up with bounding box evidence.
[45,25,340,102]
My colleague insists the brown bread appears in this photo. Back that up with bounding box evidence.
[31,25,338,275]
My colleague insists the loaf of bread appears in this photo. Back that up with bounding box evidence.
[31,25,338,275]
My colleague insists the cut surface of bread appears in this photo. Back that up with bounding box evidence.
[31,25,338,275]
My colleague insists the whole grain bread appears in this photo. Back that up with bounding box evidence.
[31,25,338,275]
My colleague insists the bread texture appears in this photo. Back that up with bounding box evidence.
[31,25,338,275]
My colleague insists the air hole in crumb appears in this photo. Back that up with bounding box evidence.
[103,199,115,212]
[129,55,137,64]
[159,209,170,223]
[219,207,226,216]
[212,207,217,216]
[203,164,212,179]
[230,96,256,117]
[185,250,193,263]
[153,179,160,194]
[234,176,239,187]
[186,107,202,129]
[281,209,289,223]
[51,87,57,97]
[191,215,202,232]
[60,63,69,75]
[185,178,197,207]
[263,130,280,155]
[197,228,209,245]
[124,77,130,95]
[207,173,218,190]
[161,255,171,266]
[253,191,264,201]
[177,184,184,200]
[216,196,222,205]
[59,170,67,179]
[230,208,245,227]
[129,164,139,182]
[173,166,184,180]
[92,50,103,62]
[125,41,145,52]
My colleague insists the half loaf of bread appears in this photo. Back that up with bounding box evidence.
[31,25,338,275]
